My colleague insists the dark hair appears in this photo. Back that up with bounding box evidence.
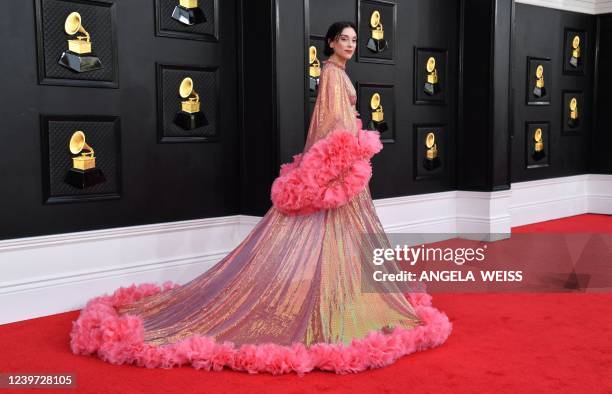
[323,21,357,57]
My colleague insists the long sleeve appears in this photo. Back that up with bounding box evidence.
[270,62,383,216]
[303,64,357,152]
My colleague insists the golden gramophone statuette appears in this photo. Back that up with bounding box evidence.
[532,127,546,161]
[172,0,206,26]
[424,132,441,171]
[174,77,209,130]
[367,93,388,133]
[366,10,388,53]
[64,131,106,189]
[58,12,103,73]
[424,57,440,96]
[568,97,579,128]
[533,64,546,98]
[570,35,581,68]
[308,46,321,94]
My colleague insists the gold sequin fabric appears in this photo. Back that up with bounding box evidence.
[118,61,424,347]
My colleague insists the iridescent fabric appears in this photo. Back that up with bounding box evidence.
[70,60,451,375]
[119,60,424,347]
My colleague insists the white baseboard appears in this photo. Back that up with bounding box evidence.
[1,174,611,325]
[515,0,612,14]
[509,174,588,227]
[597,1,612,13]
[515,0,598,14]
[0,216,258,325]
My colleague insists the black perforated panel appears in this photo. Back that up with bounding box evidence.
[414,48,447,105]
[36,0,118,86]
[563,29,587,75]
[42,116,121,201]
[156,0,217,40]
[414,124,445,180]
[525,122,550,169]
[357,0,395,64]
[357,82,395,143]
[157,64,219,141]
[561,91,584,135]
[526,57,552,105]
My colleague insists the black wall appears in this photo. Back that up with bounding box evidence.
[592,14,612,174]
[0,0,239,240]
[1,1,609,241]
[304,0,459,199]
[239,0,278,215]
[459,0,513,191]
[511,4,595,182]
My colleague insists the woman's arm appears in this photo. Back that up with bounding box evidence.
[304,65,357,151]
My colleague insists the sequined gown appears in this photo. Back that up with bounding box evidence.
[70,59,452,375]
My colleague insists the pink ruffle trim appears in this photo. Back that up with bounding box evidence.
[70,282,452,376]
[270,127,383,216]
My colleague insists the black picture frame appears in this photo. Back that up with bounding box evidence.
[156,63,221,143]
[154,0,220,42]
[34,0,119,88]
[356,82,396,144]
[307,35,326,101]
[413,123,446,181]
[561,90,584,135]
[562,28,586,75]
[40,114,122,204]
[414,47,448,105]
[525,121,550,169]
[526,56,551,105]
[304,35,326,135]
[357,0,396,64]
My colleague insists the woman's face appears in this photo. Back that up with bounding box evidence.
[330,27,357,60]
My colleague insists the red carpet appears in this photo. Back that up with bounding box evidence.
[1,214,611,393]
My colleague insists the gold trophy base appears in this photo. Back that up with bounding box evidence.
[68,39,92,54]
[72,156,96,170]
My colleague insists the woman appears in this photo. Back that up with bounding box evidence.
[70,22,452,376]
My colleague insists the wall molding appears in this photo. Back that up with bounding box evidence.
[597,0,612,13]
[1,174,611,325]
[516,0,596,14]
[515,0,612,14]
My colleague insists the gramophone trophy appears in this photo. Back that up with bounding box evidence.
[366,10,388,53]
[533,64,546,98]
[64,130,106,189]
[172,0,206,26]
[423,132,441,171]
[58,12,103,73]
[309,46,321,94]
[424,57,440,96]
[174,77,209,130]
[367,93,388,133]
[569,35,581,68]
[532,127,546,161]
[568,97,579,128]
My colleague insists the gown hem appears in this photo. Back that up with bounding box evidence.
[70,281,453,377]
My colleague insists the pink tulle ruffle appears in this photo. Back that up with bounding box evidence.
[270,127,383,216]
[70,282,452,376]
